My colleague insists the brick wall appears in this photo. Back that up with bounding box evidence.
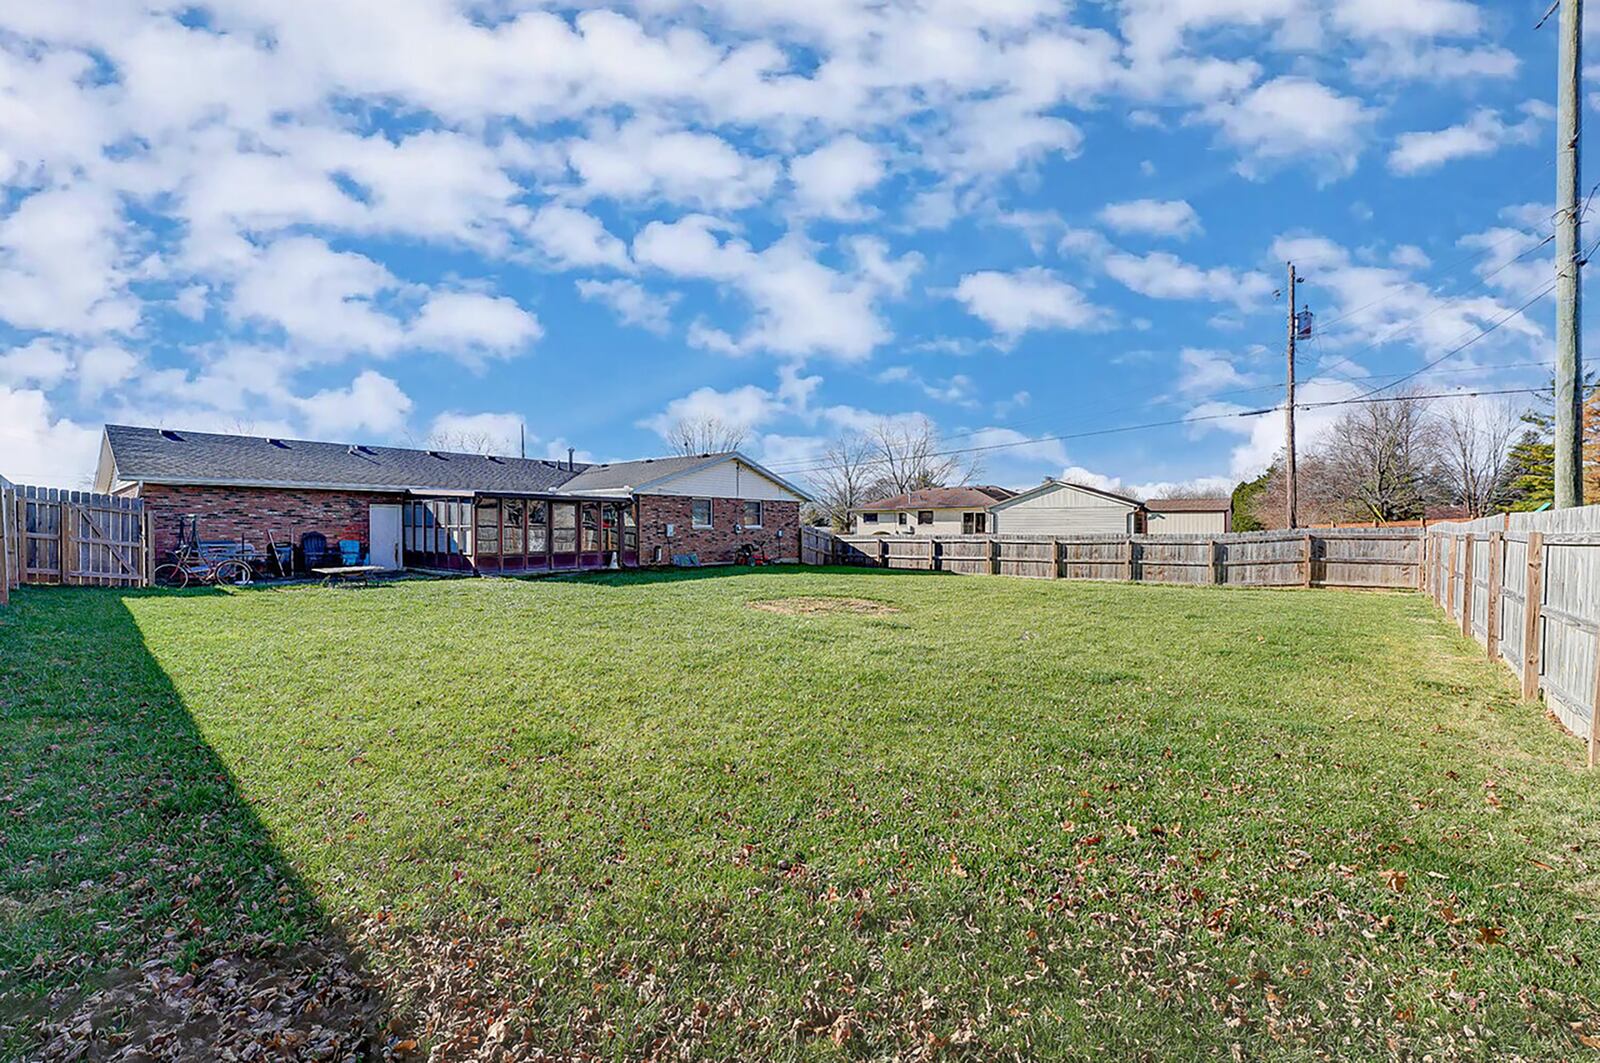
[139,483,404,563]
[637,495,800,566]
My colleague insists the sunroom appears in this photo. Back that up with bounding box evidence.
[403,493,639,573]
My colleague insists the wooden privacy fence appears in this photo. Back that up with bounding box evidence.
[5,483,150,589]
[820,528,1424,589]
[1425,507,1600,765]
[0,477,16,606]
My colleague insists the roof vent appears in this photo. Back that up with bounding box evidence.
[487,455,504,464]
[269,438,290,449]
[160,429,184,442]
[428,450,447,460]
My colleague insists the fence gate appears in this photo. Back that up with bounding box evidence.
[800,525,838,566]
[13,485,148,588]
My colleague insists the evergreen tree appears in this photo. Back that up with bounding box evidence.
[1230,472,1268,531]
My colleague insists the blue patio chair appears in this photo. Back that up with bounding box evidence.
[339,539,365,566]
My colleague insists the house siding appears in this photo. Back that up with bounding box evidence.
[138,483,404,564]
[852,508,987,535]
[637,495,800,565]
[991,482,1138,536]
[646,459,804,502]
[1147,510,1230,535]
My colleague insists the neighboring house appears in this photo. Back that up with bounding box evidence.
[989,479,1147,535]
[1145,497,1232,535]
[850,486,1015,535]
[95,425,811,573]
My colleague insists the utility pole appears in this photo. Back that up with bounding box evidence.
[1285,262,1299,529]
[1555,0,1585,507]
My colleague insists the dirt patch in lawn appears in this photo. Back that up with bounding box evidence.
[749,596,901,617]
[24,936,390,1061]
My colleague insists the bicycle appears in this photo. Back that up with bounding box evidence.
[153,515,255,588]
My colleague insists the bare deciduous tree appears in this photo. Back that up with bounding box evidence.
[866,416,978,496]
[1435,397,1520,517]
[1256,452,1350,528]
[666,416,748,456]
[420,428,516,457]
[808,433,877,531]
[1320,392,1440,522]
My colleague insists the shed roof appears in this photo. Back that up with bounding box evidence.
[101,424,584,494]
[1146,497,1232,513]
[856,485,1016,511]
[988,478,1144,511]
[560,452,815,501]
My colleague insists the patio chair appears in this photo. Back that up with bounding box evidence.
[300,531,328,570]
[339,539,365,566]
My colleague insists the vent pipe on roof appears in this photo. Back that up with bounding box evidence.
[567,447,575,471]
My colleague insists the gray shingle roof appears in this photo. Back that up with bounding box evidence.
[559,453,731,493]
[103,424,585,494]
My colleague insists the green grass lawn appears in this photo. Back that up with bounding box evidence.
[3,569,1599,1059]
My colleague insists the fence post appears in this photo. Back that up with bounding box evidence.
[0,487,9,607]
[1124,537,1136,582]
[1485,532,1503,660]
[1302,533,1313,588]
[1446,536,1458,619]
[1589,622,1600,768]
[1459,534,1475,639]
[1521,531,1545,700]
[931,539,941,572]
[879,539,888,568]
[1416,532,1428,591]
[1212,537,1223,585]
[989,538,1000,576]
[1049,539,1059,579]
[142,508,153,586]
[59,497,72,587]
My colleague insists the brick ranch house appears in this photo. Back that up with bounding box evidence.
[94,425,812,574]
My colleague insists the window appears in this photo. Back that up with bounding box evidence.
[476,503,500,556]
[897,512,907,526]
[692,498,713,528]
[552,503,577,554]
[503,501,524,555]
[528,502,548,554]
[917,510,934,525]
[963,512,986,534]
[863,512,879,524]
[581,503,600,552]
[743,500,763,528]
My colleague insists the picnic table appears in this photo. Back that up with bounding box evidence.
[312,564,385,588]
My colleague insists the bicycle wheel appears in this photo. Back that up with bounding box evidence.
[152,563,190,588]
[213,560,254,587]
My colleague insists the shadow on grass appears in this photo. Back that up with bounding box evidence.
[0,587,390,1058]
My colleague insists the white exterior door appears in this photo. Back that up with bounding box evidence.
[369,504,402,570]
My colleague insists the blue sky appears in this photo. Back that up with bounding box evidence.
[0,0,1586,497]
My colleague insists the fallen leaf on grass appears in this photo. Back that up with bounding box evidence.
[1379,869,1408,893]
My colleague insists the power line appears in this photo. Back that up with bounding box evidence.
[775,387,1554,481]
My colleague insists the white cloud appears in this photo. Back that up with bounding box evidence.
[1203,76,1372,180]
[1176,348,1256,396]
[953,268,1109,338]
[77,344,140,399]
[524,205,630,271]
[576,278,678,334]
[1388,106,1545,175]
[426,411,526,453]
[0,185,138,335]
[789,135,886,219]
[641,383,784,440]
[230,236,405,355]
[1102,250,1273,309]
[1096,198,1202,239]
[0,385,101,486]
[567,118,778,211]
[632,215,912,360]
[298,370,412,437]
[0,340,72,389]
[174,284,209,320]
[1330,0,1482,38]
[410,292,542,360]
